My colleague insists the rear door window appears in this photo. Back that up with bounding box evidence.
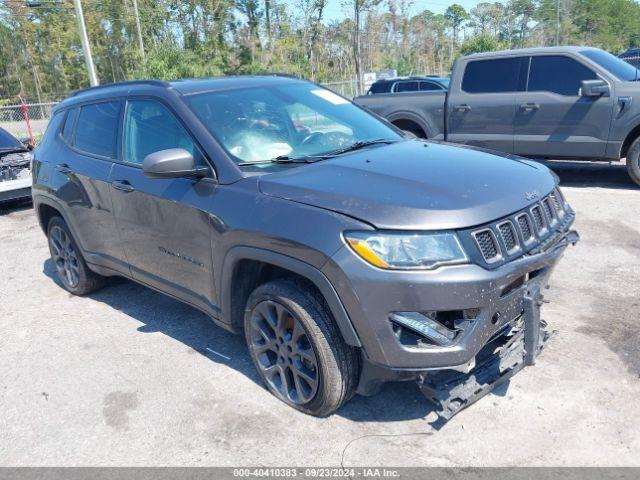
[395,81,419,92]
[419,81,442,91]
[462,57,525,93]
[528,55,598,96]
[74,101,120,159]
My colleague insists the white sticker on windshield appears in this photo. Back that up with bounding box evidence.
[310,89,349,105]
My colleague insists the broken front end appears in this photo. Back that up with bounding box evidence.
[330,188,579,422]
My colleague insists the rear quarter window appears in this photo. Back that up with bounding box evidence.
[368,82,391,94]
[35,111,65,152]
[74,101,120,159]
[61,108,78,143]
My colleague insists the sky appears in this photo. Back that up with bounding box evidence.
[321,0,500,23]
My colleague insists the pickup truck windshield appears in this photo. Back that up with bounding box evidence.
[581,49,639,81]
[185,84,401,164]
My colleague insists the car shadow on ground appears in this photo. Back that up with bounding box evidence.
[539,159,638,190]
[42,258,472,425]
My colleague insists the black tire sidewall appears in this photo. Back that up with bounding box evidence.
[626,138,640,186]
[244,280,355,416]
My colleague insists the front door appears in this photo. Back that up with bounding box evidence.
[446,56,527,153]
[514,55,614,159]
[109,98,218,313]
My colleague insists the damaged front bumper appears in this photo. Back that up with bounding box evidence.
[327,223,579,420]
[418,281,551,421]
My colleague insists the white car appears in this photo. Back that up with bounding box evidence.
[0,127,32,204]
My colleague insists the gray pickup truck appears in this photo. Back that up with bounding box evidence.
[355,46,640,185]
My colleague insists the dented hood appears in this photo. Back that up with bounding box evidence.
[258,140,557,230]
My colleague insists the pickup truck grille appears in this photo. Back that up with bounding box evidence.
[467,188,574,267]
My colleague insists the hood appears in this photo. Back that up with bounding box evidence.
[258,140,557,230]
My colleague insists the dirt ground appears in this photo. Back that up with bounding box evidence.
[1,160,639,466]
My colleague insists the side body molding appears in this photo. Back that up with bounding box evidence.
[220,246,362,347]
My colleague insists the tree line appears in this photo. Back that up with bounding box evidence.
[1,0,640,103]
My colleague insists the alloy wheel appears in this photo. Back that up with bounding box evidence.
[49,226,80,289]
[248,300,320,405]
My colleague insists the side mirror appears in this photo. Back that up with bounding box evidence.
[142,148,209,179]
[581,79,610,97]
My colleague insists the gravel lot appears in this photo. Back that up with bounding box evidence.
[1,161,639,466]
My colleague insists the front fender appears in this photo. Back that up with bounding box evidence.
[219,245,362,347]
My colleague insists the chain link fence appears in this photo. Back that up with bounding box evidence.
[320,80,359,99]
[0,102,58,141]
[620,54,640,69]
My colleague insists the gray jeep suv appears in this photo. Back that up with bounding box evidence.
[32,76,578,418]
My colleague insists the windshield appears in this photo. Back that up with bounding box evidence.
[438,78,450,88]
[0,128,24,150]
[581,49,639,81]
[185,83,402,164]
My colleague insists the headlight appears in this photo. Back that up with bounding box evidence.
[344,231,468,270]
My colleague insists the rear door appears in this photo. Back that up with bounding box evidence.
[108,97,218,313]
[446,56,527,153]
[513,54,614,159]
[52,101,129,273]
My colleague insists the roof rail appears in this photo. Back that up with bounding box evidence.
[69,80,171,97]
[249,72,301,79]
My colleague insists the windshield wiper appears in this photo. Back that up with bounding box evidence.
[318,138,399,158]
[236,139,399,166]
[237,155,315,166]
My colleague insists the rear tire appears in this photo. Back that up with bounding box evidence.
[47,216,106,295]
[626,136,640,187]
[244,279,359,417]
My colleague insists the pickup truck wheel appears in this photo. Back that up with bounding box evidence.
[47,216,106,295]
[244,279,359,417]
[626,136,640,187]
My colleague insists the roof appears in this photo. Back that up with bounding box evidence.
[56,75,307,110]
[462,45,600,60]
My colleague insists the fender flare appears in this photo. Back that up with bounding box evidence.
[386,111,434,138]
[33,195,79,240]
[220,246,362,347]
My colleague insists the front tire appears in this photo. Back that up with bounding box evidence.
[626,136,640,186]
[47,216,106,295]
[244,279,359,417]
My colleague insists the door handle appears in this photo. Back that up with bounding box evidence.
[520,103,540,111]
[454,104,471,112]
[55,163,72,174]
[111,180,135,193]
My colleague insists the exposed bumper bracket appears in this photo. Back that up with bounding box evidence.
[418,286,551,423]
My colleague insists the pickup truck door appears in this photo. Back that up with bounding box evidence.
[109,98,219,315]
[513,55,614,159]
[446,56,527,153]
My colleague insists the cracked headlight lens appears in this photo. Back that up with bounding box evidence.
[344,231,468,270]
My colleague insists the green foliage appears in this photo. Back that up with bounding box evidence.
[459,33,507,56]
[2,0,640,101]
